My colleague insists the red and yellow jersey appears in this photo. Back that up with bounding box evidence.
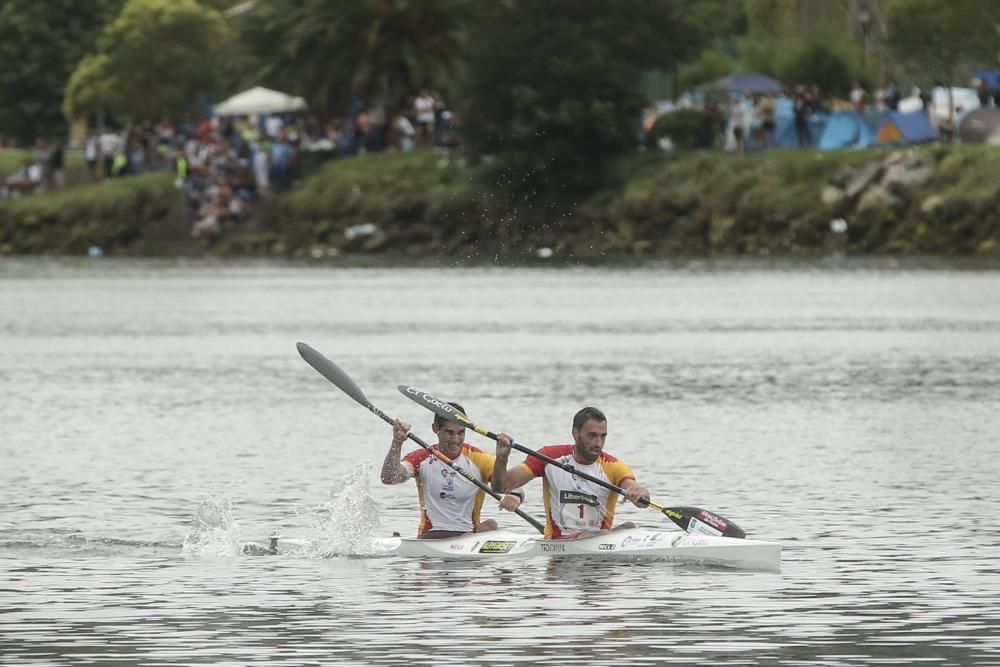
[401,443,495,535]
[520,444,635,539]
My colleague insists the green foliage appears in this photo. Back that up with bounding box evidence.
[776,42,855,97]
[64,0,230,123]
[0,0,124,143]
[745,0,855,41]
[678,51,738,91]
[888,0,1000,84]
[237,0,470,118]
[459,0,693,198]
[684,0,749,45]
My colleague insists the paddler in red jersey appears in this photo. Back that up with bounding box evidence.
[380,402,525,539]
[491,407,650,539]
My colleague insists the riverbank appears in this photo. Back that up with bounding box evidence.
[3,145,999,259]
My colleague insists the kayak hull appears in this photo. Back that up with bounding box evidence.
[535,529,782,571]
[245,528,781,570]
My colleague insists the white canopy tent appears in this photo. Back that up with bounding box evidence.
[213,86,307,116]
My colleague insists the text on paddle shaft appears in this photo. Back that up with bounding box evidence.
[404,386,473,426]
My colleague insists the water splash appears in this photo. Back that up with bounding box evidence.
[180,495,244,558]
[306,462,388,557]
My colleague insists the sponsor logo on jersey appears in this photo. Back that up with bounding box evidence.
[479,540,516,554]
[559,490,598,506]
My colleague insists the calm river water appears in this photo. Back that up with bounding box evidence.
[1,257,998,666]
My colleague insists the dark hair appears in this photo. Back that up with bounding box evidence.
[433,402,467,427]
[573,407,606,430]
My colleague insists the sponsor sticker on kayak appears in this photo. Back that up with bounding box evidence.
[695,510,729,531]
[621,532,665,549]
[479,540,517,554]
[687,516,724,537]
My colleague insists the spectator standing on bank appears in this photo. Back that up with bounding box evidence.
[99,130,120,178]
[850,81,868,112]
[884,81,901,111]
[48,140,65,189]
[977,78,992,107]
[793,87,812,147]
[84,133,99,179]
[413,87,435,148]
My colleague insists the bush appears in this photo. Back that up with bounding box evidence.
[647,109,717,150]
[0,172,185,255]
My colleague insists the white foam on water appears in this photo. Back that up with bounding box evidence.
[303,462,388,558]
[180,495,244,558]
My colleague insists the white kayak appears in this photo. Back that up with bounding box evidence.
[245,528,780,571]
[534,528,781,571]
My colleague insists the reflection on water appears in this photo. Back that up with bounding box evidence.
[1,258,999,665]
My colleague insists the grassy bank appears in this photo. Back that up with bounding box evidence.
[0,172,186,255]
[4,146,1000,258]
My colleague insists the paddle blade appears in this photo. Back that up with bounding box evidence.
[665,506,746,539]
[297,342,371,407]
[398,385,475,428]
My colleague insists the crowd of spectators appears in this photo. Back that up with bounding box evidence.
[1,87,460,241]
[660,75,1000,154]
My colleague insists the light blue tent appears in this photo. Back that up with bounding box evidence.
[773,97,829,148]
[817,110,875,150]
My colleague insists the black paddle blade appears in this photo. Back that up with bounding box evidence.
[297,342,371,407]
[398,385,475,428]
[667,506,746,539]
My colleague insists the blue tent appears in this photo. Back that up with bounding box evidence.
[973,70,1000,90]
[875,110,938,145]
[817,110,874,150]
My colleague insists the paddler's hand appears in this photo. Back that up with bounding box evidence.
[391,419,410,446]
[495,432,513,459]
[623,482,650,507]
[499,491,523,511]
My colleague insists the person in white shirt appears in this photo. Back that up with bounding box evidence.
[413,88,435,148]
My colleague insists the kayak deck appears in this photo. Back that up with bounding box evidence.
[244,528,781,571]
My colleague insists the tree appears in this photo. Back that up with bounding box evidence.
[64,0,231,124]
[888,0,1000,86]
[459,0,693,197]
[237,0,471,119]
[0,0,123,144]
[777,42,856,97]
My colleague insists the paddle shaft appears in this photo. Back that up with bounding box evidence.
[296,343,545,534]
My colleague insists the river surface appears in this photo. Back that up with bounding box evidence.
[1,257,998,666]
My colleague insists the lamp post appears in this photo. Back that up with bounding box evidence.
[857,0,872,72]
